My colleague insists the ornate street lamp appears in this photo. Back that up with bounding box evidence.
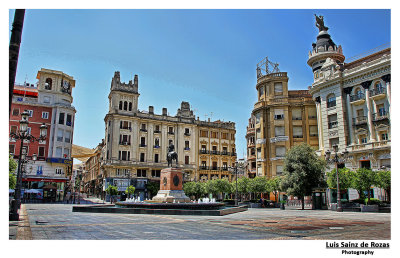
[9,110,47,221]
[325,144,349,212]
[229,160,245,206]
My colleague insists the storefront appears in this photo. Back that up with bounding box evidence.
[22,177,68,202]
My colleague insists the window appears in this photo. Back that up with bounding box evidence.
[12,109,19,116]
[137,169,147,177]
[119,101,122,110]
[140,137,146,147]
[257,148,261,159]
[9,144,15,155]
[155,125,160,132]
[329,138,339,149]
[309,126,318,137]
[276,146,286,157]
[222,162,228,170]
[169,139,173,145]
[274,109,284,120]
[185,156,189,165]
[141,124,147,131]
[38,146,45,157]
[155,138,160,147]
[64,131,71,143]
[377,104,386,116]
[275,126,285,136]
[231,134,235,140]
[168,127,174,134]
[327,94,336,108]
[259,86,264,98]
[212,161,218,170]
[124,101,128,111]
[119,151,130,161]
[328,114,338,129]
[276,165,283,175]
[129,102,132,111]
[184,141,190,150]
[360,135,368,144]
[42,112,49,119]
[55,168,63,175]
[201,161,207,168]
[57,129,63,142]
[211,131,218,138]
[152,170,161,178]
[381,133,388,141]
[43,96,50,103]
[45,78,52,90]
[274,82,283,94]
[200,130,208,137]
[255,112,260,124]
[56,147,62,158]
[140,153,145,162]
[64,148,70,158]
[185,128,190,135]
[59,112,65,125]
[66,114,72,126]
[222,147,228,154]
[27,110,33,117]
[293,126,303,138]
[292,109,302,120]
[308,108,317,119]
[120,134,130,144]
[221,133,228,139]
[154,154,159,163]
[10,125,17,134]
[256,128,261,139]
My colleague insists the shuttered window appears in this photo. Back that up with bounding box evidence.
[276,146,286,157]
[293,126,303,138]
[275,126,285,136]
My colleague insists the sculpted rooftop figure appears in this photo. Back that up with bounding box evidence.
[315,14,329,32]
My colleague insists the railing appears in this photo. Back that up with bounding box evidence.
[153,145,160,148]
[373,110,389,121]
[120,127,131,130]
[210,150,220,155]
[370,87,386,97]
[199,166,209,170]
[139,144,147,147]
[327,101,336,108]
[168,131,175,135]
[350,93,365,102]
[140,128,147,132]
[199,149,209,154]
[184,132,191,136]
[154,130,161,133]
[351,140,390,151]
[352,116,367,125]
[328,121,338,129]
[119,142,131,145]
[221,151,229,156]
[184,147,190,151]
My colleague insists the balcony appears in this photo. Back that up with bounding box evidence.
[199,149,209,154]
[221,151,229,156]
[231,153,237,156]
[350,140,390,152]
[184,132,191,136]
[184,147,190,151]
[154,130,161,133]
[119,142,131,146]
[328,121,338,129]
[140,128,147,132]
[153,145,161,149]
[248,155,256,160]
[327,101,336,109]
[373,110,389,122]
[350,93,365,105]
[168,131,175,135]
[210,150,220,155]
[139,144,147,147]
[370,87,386,100]
[352,116,367,126]
[120,127,132,130]
[199,166,209,170]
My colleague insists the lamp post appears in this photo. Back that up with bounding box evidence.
[229,160,245,207]
[324,144,349,212]
[9,110,47,221]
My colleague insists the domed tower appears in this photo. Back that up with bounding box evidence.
[307,14,345,82]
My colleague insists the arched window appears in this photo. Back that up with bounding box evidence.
[258,86,264,98]
[375,82,384,93]
[326,94,336,108]
[119,101,122,110]
[123,101,128,111]
[129,102,132,111]
[45,78,52,90]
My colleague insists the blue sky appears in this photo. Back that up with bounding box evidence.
[9,9,391,159]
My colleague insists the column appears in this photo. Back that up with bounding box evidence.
[343,87,355,145]
[315,97,324,151]
[381,74,391,114]
[361,80,376,142]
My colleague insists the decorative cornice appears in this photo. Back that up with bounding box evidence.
[361,80,372,90]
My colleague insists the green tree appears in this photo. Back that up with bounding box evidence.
[326,168,353,198]
[376,170,390,202]
[105,185,119,203]
[205,179,218,197]
[125,185,136,198]
[281,143,326,210]
[215,178,232,196]
[9,155,17,189]
[269,176,282,202]
[146,181,160,198]
[193,181,207,200]
[352,168,377,205]
[183,181,196,198]
[248,176,269,199]
[237,177,250,200]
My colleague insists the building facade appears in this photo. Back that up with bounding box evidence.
[251,69,319,179]
[307,17,390,200]
[101,72,236,200]
[245,115,256,178]
[9,68,76,201]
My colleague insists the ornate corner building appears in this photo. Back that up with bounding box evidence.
[9,68,76,202]
[101,72,236,199]
[307,16,391,171]
[248,59,319,179]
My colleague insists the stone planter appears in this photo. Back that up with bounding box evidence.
[360,204,379,212]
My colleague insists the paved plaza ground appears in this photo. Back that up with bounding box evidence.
[10,203,390,240]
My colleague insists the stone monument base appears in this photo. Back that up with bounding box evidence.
[151,167,190,203]
[152,190,190,203]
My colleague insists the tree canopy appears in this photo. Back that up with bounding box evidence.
[9,155,17,189]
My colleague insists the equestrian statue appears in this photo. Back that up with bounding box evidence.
[167,143,178,167]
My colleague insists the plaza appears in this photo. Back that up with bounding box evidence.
[10,203,390,240]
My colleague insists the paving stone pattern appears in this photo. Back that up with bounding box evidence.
[19,204,390,240]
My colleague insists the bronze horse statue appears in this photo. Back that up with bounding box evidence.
[167,143,178,167]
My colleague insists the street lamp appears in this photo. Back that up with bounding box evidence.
[325,144,349,212]
[229,160,245,206]
[9,110,47,220]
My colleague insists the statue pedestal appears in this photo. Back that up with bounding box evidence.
[152,167,190,203]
